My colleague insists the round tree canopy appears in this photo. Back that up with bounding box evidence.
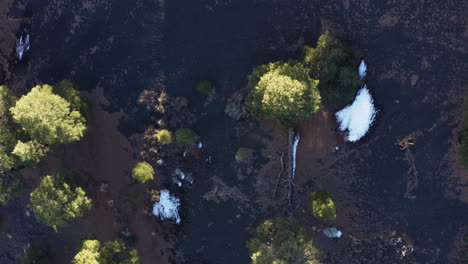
[10,85,86,145]
[248,61,321,127]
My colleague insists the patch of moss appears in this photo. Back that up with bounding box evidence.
[235,147,254,162]
[156,129,172,145]
[196,80,213,95]
[309,191,337,221]
[175,128,198,145]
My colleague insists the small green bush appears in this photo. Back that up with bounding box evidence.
[309,191,337,221]
[235,147,254,162]
[458,128,468,169]
[156,129,172,145]
[0,173,21,206]
[303,34,361,105]
[132,162,154,184]
[175,128,198,145]
[12,140,49,167]
[196,80,213,95]
[73,239,140,264]
[22,243,52,264]
[29,173,92,230]
[54,80,90,120]
[247,217,324,264]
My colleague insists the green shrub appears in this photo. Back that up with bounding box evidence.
[22,243,52,264]
[73,239,140,264]
[461,236,468,263]
[309,191,337,221]
[54,80,90,120]
[248,61,321,128]
[132,162,154,184]
[29,173,92,230]
[458,128,468,169]
[247,217,323,264]
[0,85,18,171]
[303,34,361,105]
[0,173,21,206]
[10,85,87,145]
[156,129,172,145]
[196,80,213,95]
[235,147,254,162]
[175,128,198,145]
[12,140,49,167]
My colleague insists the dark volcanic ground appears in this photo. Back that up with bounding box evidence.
[0,0,467,263]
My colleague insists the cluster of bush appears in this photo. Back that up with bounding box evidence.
[0,81,87,172]
[247,34,361,128]
[0,81,144,263]
[245,35,351,264]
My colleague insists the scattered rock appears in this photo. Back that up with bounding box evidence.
[225,92,250,120]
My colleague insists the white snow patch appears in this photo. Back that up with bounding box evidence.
[16,34,30,61]
[291,134,300,180]
[175,168,186,180]
[358,59,367,80]
[152,189,181,224]
[335,85,377,142]
[323,227,342,238]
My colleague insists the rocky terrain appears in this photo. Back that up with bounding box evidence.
[0,0,467,263]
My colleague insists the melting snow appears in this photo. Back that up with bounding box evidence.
[175,169,186,180]
[335,85,377,142]
[358,59,367,80]
[291,134,300,180]
[16,33,30,61]
[323,227,342,238]
[152,189,181,224]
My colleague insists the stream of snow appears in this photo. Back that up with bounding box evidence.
[291,133,300,180]
[16,33,30,61]
[358,59,367,80]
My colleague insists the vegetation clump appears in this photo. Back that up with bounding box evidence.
[73,239,140,264]
[309,191,337,221]
[0,85,18,171]
[0,83,87,171]
[0,173,21,206]
[29,173,92,230]
[10,84,86,145]
[12,140,50,167]
[54,80,90,120]
[235,147,254,162]
[132,161,154,184]
[22,243,53,264]
[458,128,468,169]
[303,34,361,104]
[155,129,173,145]
[247,61,321,127]
[175,128,198,145]
[247,217,323,264]
[196,80,213,95]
